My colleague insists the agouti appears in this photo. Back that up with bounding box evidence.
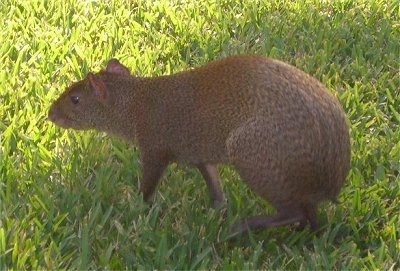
[48,55,351,234]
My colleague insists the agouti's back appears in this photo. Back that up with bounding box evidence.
[49,55,351,234]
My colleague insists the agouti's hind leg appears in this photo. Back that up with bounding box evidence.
[197,164,226,210]
[230,205,318,236]
[302,203,318,231]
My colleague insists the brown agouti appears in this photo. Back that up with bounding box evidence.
[48,55,351,234]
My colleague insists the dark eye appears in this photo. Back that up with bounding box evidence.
[70,95,79,104]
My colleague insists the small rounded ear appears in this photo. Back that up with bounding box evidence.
[87,72,108,103]
[106,59,130,76]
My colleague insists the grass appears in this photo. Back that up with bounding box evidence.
[1,0,399,269]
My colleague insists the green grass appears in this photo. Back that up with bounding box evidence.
[1,0,399,269]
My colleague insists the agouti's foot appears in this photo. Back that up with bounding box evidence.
[212,198,227,211]
[143,192,156,206]
[228,211,313,238]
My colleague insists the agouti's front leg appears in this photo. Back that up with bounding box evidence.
[139,154,169,204]
[197,164,226,210]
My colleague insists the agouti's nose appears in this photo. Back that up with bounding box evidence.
[48,106,59,123]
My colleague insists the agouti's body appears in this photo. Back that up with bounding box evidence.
[49,55,351,233]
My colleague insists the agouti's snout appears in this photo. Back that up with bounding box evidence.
[48,105,58,123]
[47,103,73,129]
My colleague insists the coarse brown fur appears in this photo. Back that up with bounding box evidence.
[48,55,351,234]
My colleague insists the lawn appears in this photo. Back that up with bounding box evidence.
[1,0,399,269]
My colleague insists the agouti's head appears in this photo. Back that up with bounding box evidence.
[48,59,130,131]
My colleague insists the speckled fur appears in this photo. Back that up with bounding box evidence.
[49,55,351,233]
